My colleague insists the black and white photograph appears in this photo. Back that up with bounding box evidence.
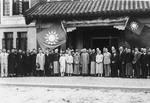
[1,0,150,103]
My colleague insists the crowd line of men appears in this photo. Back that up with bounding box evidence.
[0,46,150,78]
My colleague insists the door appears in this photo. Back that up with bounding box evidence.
[92,39,109,50]
[92,37,119,50]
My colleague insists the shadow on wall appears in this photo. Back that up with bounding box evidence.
[125,26,150,48]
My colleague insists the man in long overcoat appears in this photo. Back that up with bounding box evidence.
[111,48,119,77]
[140,48,149,78]
[16,49,24,76]
[118,46,126,77]
[30,49,37,76]
[45,49,51,76]
[53,49,60,76]
[8,48,17,77]
[80,49,89,75]
[36,49,45,76]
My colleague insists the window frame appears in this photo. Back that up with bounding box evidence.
[3,32,13,50]
[3,0,10,16]
[12,0,29,15]
[17,32,27,51]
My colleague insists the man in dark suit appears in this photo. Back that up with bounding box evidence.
[16,49,24,76]
[118,46,126,77]
[140,48,149,78]
[23,50,32,76]
[53,49,60,76]
[147,49,150,78]
[49,50,54,76]
[8,48,17,77]
[30,49,37,76]
[132,48,141,78]
[44,49,51,76]
[111,47,119,77]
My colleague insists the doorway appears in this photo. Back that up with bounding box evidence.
[67,26,123,50]
[92,37,119,50]
[92,38,109,50]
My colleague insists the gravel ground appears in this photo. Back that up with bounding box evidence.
[0,86,150,103]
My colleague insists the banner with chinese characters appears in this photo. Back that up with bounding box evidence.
[37,22,66,50]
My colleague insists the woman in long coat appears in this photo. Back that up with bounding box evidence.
[96,50,103,77]
[59,52,66,76]
[73,50,80,75]
[66,51,73,76]
[90,49,96,76]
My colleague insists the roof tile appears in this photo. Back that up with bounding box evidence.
[24,0,150,22]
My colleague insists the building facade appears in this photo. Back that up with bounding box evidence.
[25,0,150,50]
[0,0,39,51]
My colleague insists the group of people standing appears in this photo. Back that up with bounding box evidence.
[0,46,150,78]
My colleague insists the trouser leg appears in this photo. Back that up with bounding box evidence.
[121,64,125,77]
[4,65,8,77]
[1,65,4,77]
[104,65,106,77]
[108,64,111,77]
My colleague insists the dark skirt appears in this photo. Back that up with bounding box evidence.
[126,63,133,76]
[53,61,59,74]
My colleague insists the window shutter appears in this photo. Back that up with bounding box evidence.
[2,39,5,49]
[10,38,13,50]
[16,38,19,50]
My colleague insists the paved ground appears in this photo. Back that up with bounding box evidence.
[0,77,150,89]
[1,77,150,103]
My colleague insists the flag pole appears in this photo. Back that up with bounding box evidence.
[125,16,130,28]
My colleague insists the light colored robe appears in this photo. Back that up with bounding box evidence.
[73,53,80,75]
[36,53,45,71]
[0,52,8,77]
[96,54,103,74]
[80,52,89,74]
[0,53,8,65]
[59,56,66,73]
[103,52,111,76]
[66,55,73,73]
[103,52,111,64]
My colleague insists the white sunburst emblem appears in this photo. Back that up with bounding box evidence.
[130,22,139,31]
[45,31,59,45]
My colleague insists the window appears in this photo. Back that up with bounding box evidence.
[17,32,27,51]
[3,32,13,50]
[13,0,29,15]
[3,0,10,16]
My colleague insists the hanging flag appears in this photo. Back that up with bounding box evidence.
[37,22,66,50]
[126,18,145,35]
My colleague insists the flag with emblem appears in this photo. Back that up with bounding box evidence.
[126,18,145,35]
[37,22,66,50]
